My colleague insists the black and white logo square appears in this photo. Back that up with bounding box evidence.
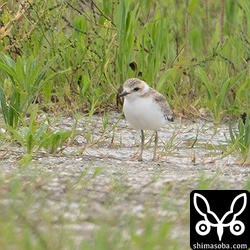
[190,190,250,249]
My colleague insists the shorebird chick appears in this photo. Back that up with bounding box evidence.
[119,78,174,161]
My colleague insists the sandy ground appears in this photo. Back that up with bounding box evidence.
[0,112,249,248]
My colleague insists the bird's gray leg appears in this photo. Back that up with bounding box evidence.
[153,131,158,161]
[138,130,144,161]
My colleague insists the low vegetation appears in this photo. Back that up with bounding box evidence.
[0,0,249,160]
[0,0,249,249]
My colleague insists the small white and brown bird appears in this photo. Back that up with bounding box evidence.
[119,78,174,161]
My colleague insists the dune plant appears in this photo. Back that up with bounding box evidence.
[0,0,248,164]
[229,115,250,164]
[196,67,245,123]
[115,0,140,83]
[5,105,72,164]
[1,0,249,120]
[0,54,67,128]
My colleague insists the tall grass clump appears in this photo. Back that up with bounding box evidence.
[116,0,139,83]
[0,54,64,128]
[196,67,246,123]
[0,54,43,128]
[0,0,248,121]
[229,115,250,164]
[0,52,71,162]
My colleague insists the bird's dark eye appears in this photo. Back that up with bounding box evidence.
[133,87,140,91]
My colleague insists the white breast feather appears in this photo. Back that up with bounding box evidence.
[123,96,166,131]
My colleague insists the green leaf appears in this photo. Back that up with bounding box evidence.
[196,67,215,101]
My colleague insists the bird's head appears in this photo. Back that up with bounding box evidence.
[119,78,149,99]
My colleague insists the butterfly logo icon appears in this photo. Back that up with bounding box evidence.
[193,193,247,241]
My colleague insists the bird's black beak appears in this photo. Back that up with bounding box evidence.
[119,91,129,97]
